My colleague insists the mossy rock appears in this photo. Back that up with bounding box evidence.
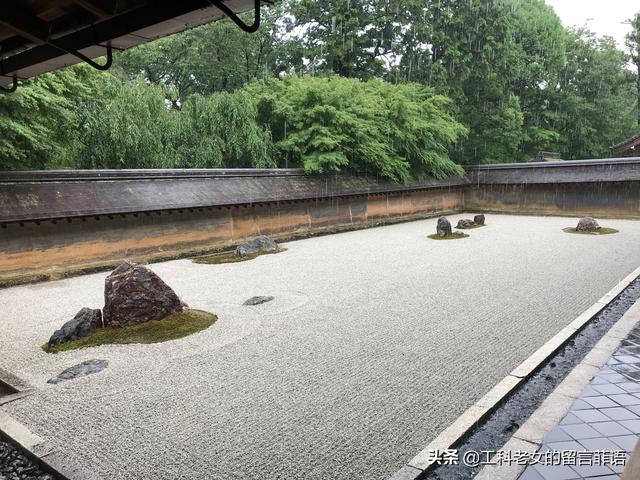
[563,227,618,235]
[42,309,217,353]
[427,232,470,240]
[192,248,286,265]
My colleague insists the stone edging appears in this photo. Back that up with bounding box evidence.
[389,265,640,480]
[0,408,101,480]
[0,372,98,480]
[475,294,640,479]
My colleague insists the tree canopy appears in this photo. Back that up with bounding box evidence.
[0,0,638,178]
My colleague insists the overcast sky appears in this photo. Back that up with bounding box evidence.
[545,0,638,49]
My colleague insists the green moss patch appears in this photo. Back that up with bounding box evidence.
[42,309,217,353]
[192,248,286,265]
[563,227,619,235]
[428,232,470,240]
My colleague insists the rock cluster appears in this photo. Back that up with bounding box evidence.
[434,215,487,237]
[47,262,188,346]
[456,219,475,229]
[103,262,187,327]
[576,217,600,232]
[456,214,486,229]
[235,235,278,257]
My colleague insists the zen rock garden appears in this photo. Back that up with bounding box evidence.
[3,213,639,480]
[564,217,619,235]
[193,235,283,265]
[44,262,217,359]
[429,214,485,240]
[43,248,279,382]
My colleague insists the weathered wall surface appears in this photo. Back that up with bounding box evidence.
[464,158,640,219]
[465,182,640,219]
[1,158,639,285]
[0,188,463,284]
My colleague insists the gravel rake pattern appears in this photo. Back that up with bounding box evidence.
[2,215,640,480]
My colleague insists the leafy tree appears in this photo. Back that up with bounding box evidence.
[116,9,283,104]
[250,75,466,181]
[547,30,637,159]
[281,0,412,78]
[504,0,566,159]
[626,12,640,127]
[171,92,275,168]
[74,75,176,169]
[72,75,274,170]
[0,67,95,170]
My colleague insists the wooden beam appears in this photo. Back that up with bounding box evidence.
[71,0,115,19]
[0,6,50,44]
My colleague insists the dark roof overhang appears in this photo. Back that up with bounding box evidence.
[611,132,640,154]
[0,0,268,89]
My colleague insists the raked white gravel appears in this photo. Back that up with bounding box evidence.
[2,214,640,480]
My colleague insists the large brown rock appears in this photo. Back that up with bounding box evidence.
[103,262,187,327]
[576,217,600,232]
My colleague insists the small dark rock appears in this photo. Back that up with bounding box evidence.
[576,217,600,232]
[456,219,476,229]
[47,359,108,385]
[48,308,102,346]
[474,214,485,225]
[243,296,275,306]
[436,217,452,237]
[235,235,278,257]
[103,262,187,328]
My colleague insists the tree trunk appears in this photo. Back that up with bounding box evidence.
[637,68,640,127]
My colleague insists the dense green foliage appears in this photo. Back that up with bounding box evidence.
[551,30,637,159]
[0,0,638,177]
[57,73,466,179]
[0,68,96,170]
[250,77,466,180]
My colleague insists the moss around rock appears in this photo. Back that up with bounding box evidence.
[42,309,217,353]
[563,227,619,235]
[192,248,285,265]
[428,232,469,240]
